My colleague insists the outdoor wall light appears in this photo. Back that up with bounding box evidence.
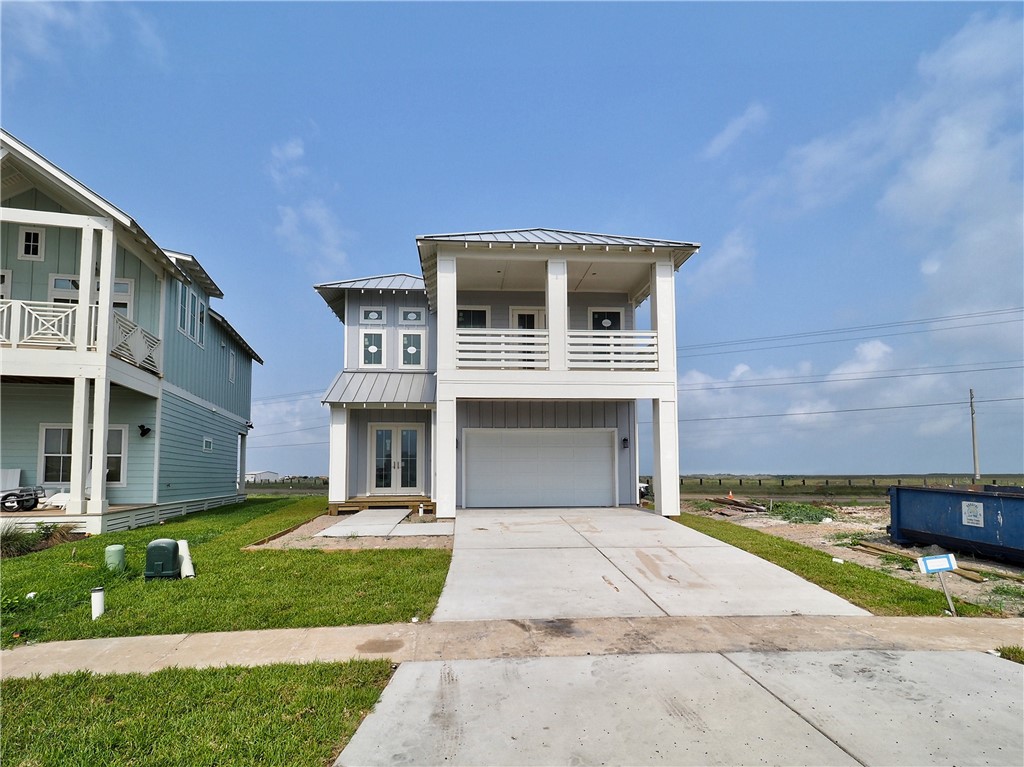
[138,424,152,438]
[621,437,629,449]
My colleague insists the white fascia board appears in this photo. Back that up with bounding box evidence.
[0,350,106,378]
[436,373,676,401]
[107,357,162,398]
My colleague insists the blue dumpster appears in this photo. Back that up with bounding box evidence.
[889,485,1024,564]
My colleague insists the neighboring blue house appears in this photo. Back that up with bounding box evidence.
[0,130,262,533]
[316,229,699,518]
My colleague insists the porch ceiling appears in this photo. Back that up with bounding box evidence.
[455,257,656,299]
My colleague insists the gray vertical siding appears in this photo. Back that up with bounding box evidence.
[455,400,636,506]
[345,291,434,371]
[454,290,635,330]
[344,408,432,496]
[0,382,158,504]
[157,391,242,502]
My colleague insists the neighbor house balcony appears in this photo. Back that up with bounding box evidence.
[455,328,659,371]
[0,299,162,376]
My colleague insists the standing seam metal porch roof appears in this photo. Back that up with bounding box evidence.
[323,371,436,405]
[416,228,699,248]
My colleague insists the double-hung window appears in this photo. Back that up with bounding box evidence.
[40,425,126,486]
[177,281,206,346]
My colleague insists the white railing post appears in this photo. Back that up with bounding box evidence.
[76,224,97,353]
[547,259,568,371]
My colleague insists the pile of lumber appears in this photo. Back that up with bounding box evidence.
[851,540,987,582]
[707,496,767,513]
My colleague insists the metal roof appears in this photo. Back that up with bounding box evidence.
[167,251,224,299]
[314,274,425,324]
[416,228,698,249]
[315,273,424,291]
[322,371,436,405]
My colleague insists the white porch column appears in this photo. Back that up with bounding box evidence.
[650,257,677,374]
[94,225,116,358]
[66,376,91,515]
[238,432,247,495]
[87,373,110,514]
[436,254,457,371]
[75,224,97,353]
[435,397,457,518]
[652,396,680,517]
[328,406,349,504]
[546,258,568,371]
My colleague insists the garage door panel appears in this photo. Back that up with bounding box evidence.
[465,429,616,508]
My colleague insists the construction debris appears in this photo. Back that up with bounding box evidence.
[706,497,767,513]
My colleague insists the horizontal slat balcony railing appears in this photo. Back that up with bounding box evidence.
[567,330,659,370]
[455,328,550,369]
[0,300,162,375]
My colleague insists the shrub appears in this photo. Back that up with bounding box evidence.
[0,521,40,558]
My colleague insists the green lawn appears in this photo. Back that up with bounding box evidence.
[675,513,993,616]
[1,497,451,648]
[1,660,391,766]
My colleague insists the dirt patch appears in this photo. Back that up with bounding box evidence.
[682,499,1024,616]
[246,513,453,551]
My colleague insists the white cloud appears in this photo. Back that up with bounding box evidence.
[826,340,894,387]
[683,228,755,301]
[702,102,768,160]
[274,199,349,278]
[1,3,167,83]
[268,138,309,189]
[919,259,941,276]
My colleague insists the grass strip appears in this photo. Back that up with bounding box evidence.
[2,496,451,647]
[0,660,391,766]
[674,513,992,616]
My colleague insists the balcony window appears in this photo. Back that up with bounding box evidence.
[0,270,10,299]
[590,308,623,331]
[50,275,133,318]
[457,307,489,328]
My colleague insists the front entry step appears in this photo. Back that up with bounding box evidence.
[328,496,435,516]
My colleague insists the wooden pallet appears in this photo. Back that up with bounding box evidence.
[328,496,436,516]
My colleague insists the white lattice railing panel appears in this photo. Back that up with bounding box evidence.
[567,330,659,370]
[111,312,163,375]
[455,328,550,369]
[9,301,78,347]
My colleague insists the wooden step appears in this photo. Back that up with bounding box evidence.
[328,496,436,516]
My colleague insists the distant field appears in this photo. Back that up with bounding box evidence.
[674,474,1024,497]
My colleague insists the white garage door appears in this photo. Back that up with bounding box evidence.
[464,429,617,507]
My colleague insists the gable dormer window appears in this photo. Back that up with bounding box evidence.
[176,280,206,346]
[361,307,386,325]
[18,227,45,261]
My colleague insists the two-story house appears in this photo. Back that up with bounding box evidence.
[0,130,262,533]
[317,229,698,518]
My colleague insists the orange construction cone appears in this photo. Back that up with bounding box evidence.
[728,491,734,499]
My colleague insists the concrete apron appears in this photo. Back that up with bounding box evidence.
[432,507,869,621]
[338,508,1023,766]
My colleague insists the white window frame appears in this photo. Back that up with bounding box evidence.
[399,329,426,369]
[509,306,547,330]
[398,306,426,325]
[589,307,625,331]
[38,423,128,488]
[203,437,214,453]
[176,280,206,345]
[456,305,490,329]
[49,274,134,318]
[361,306,387,325]
[360,328,386,369]
[18,226,45,261]
[0,269,11,300]
[229,349,237,383]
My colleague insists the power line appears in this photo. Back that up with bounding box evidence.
[677,307,1023,351]
[678,318,1022,358]
[248,441,329,449]
[675,396,1023,423]
[678,363,1023,392]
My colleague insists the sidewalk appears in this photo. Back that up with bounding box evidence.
[3,615,1021,679]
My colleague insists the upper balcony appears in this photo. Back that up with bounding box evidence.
[456,328,658,371]
[0,300,163,376]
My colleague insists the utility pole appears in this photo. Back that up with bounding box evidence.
[969,389,980,482]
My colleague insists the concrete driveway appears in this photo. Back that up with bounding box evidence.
[337,507,1023,766]
[432,507,868,620]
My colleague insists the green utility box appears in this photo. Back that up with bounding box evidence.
[144,538,181,580]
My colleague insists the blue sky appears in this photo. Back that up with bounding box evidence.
[3,2,1022,477]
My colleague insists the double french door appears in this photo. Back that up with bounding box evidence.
[369,424,423,494]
